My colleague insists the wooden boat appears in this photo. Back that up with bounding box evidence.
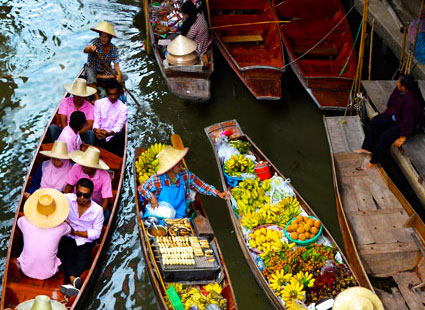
[324,115,425,310]
[134,146,237,310]
[1,70,128,310]
[205,119,366,309]
[147,0,214,101]
[209,0,285,100]
[273,0,357,110]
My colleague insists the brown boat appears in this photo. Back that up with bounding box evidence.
[209,0,285,100]
[1,70,128,309]
[324,115,425,310]
[134,146,237,310]
[205,119,365,309]
[147,0,214,101]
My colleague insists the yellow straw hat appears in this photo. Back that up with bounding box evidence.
[24,189,69,229]
[156,146,189,175]
[90,21,117,38]
[333,287,384,310]
[70,146,109,170]
[17,295,66,310]
[39,141,71,160]
[63,78,96,97]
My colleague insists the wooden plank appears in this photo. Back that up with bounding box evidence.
[375,287,409,310]
[346,213,375,245]
[393,272,425,310]
[222,35,263,43]
[403,134,425,180]
[338,177,362,213]
[324,116,364,153]
[351,176,377,211]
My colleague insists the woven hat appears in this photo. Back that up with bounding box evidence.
[17,295,66,310]
[63,78,96,97]
[333,287,384,310]
[24,189,69,229]
[70,146,109,170]
[167,35,197,56]
[40,141,71,160]
[90,21,117,38]
[156,146,189,175]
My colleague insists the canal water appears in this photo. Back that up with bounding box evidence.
[0,0,406,309]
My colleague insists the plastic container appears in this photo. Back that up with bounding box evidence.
[255,161,271,180]
[223,166,242,187]
[284,216,323,246]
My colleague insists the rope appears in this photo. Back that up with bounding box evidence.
[339,17,363,76]
[210,20,291,30]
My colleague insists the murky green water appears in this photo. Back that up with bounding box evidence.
[0,0,395,309]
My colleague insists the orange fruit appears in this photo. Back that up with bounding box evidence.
[287,225,293,233]
[307,219,314,227]
[290,232,299,240]
[304,232,311,239]
[299,234,306,241]
[296,215,303,222]
[304,224,311,232]
[311,227,319,235]
[297,227,305,234]
[314,220,321,228]
[292,219,298,225]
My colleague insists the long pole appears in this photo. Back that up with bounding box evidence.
[144,0,151,55]
[399,25,407,72]
[368,18,375,80]
[408,0,425,74]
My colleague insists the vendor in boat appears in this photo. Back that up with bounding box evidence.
[356,74,425,169]
[47,78,96,145]
[57,111,86,153]
[24,141,72,198]
[180,1,210,67]
[139,146,230,218]
[17,188,71,280]
[83,21,123,100]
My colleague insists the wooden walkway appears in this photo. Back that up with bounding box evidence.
[324,115,425,310]
[362,80,425,209]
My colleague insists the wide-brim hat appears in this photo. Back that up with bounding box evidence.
[40,141,71,160]
[333,287,384,310]
[24,189,69,229]
[91,21,117,38]
[17,295,67,310]
[167,35,197,56]
[70,146,109,170]
[156,146,189,175]
[64,78,97,97]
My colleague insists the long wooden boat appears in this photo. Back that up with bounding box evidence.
[273,0,356,110]
[134,146,237,310]
[1,70,128,309]
[147,0,214,101]
[324,115,425,310]
[209,0,285,100]
[205,119,367,309]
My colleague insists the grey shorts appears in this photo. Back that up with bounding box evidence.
[84,66,128,85]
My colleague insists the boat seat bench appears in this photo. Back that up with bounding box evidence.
[293,46,338,57]
[222,35,263,43]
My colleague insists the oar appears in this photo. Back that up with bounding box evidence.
[171,134,188,170]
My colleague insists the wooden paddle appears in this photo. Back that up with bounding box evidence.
[171,134,188,170]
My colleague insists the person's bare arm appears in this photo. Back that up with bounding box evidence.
[59,114,67,129]
[80,120,93,133]
[64,184,73,193]
[84,45,97,54]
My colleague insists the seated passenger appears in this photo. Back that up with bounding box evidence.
[60,178,103,296]
[25,141,72,198]
[139,146,229,218]
[57,111,86,153]
[93,82,127,156]
[47,78,96,144]
[64,146,112,213]
[17,188,71,280]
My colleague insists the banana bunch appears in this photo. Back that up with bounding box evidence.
[229,139,251,154]
[203,282,222,295]
[180,288,208,310]
[261,178,272,192]
[232,178,269,215]
[224,154,255,177]
[278,196,302,225]
[248,227,283,252]
[136,143,168,184]
[241,211,263,229]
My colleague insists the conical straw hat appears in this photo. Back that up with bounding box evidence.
[63,78,96,97]
[17,295,67,310]
[70,146,109,170]
[90,21,117,38]
[167,35,197,56]
[24,189,69,229]
[156,146,189,175]
[333,287,384,310]
[40,141,71,160]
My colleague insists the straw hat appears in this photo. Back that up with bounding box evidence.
[156,146,189,175]
[70,146,109,170]
[167,35,197,56]
[333,287,384,310]
[24,189,69,229]
[40,141,70,160]
[90,21,117,38]
[63,78,96,97]
[17,295,66,310]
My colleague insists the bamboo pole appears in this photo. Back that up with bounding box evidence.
[399,26,407,72]
[144,0,151,55]
[368,18,375,80]
[205,0,211,26]
[408,0,425,74]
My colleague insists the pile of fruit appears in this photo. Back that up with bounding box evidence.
[286,215,322,242]
[229,139,251,154]
[248,227,284,253]
[232,178,269,215]
[136,143,168,184]
[224,154,255,177]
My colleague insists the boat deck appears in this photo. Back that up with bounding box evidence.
[324,115,425,310]
[362,80,425,208]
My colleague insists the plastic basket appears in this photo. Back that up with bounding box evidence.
[223,166,242,187]
[284,216,323,246]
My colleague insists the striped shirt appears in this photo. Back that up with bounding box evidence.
[186,13,210,55]
[87,38,120,74]
[138,170,219,201]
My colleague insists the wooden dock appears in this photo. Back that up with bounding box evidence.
[362,80,425,208]
[324,115,425,310]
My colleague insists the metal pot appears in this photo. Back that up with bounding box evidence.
[167,51,199,66]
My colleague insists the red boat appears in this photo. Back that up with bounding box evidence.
[209,0,285,100]
[274,0,357,110]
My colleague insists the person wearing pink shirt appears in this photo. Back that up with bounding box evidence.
[57,111,85,153]
[59,178,104,297]
[93,82,127,156]
[17,188,70,280]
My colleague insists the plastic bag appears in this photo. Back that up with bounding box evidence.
[145,201,176,219]
[216,135,240,164]
[266,176,295,205]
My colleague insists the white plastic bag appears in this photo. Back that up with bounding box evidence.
[266,176,295,204]
[145,201,176,219]
[216,135,240,164]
